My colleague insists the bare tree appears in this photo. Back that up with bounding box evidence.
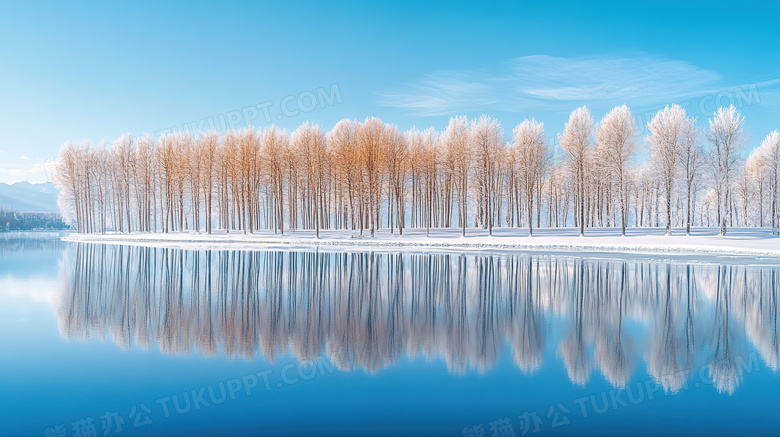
[134,135,156,232]
[746,149,767,227]
[443,116,471,236]
[54,142,83,232]
[260,127,289,234]
[328,119,360,232]
[292,123,326,237]
[355,117,386,237]
[596,105,638,236]
[512,118,547,236]
[470,115,504,235]
[752,131,780,233]
[647,104,690,235]
[707,105,746,235]
[384,124,409,234]
[559,106,594,236]
[198,131,219,234]
[679,127,702,235]
[111,134,135,233]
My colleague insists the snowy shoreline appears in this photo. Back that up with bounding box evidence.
[61,227,780,258]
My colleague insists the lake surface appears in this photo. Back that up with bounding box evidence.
[2,232,780,436]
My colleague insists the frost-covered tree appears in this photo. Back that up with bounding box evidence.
[355,117,386,237]
[292,123,326,237]
[707,105,746,235]
[54,142,84,232]
[470,115,504,235]
[110,134,135,233]
[647,104,692,235]
[198,131,219,234]
[753,131,780,233]
[559,106,594,236]
[260,126,289,234]
[442,116,471,236]
[327,119,358,231]
[408,127,443,233]
[679,126,701,235]
[512,118,547,236]
[596,105,638,235]
[384,123,408,234]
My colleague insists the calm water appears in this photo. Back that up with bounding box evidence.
[2,232,780,436]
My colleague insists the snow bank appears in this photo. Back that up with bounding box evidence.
[61,227,780,258]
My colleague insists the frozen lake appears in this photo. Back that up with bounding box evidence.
[2,232,780,436]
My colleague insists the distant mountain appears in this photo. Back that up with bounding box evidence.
[0,182,60,213]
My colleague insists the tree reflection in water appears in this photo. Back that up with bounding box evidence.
[57,243,780,394]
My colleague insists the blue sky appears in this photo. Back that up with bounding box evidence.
[1,0,779,183]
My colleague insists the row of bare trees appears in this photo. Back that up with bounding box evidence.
[55,105,780,235]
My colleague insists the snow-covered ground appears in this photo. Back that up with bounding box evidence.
[62,227,780,258]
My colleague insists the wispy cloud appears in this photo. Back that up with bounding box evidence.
[380,53,746,116]
[0,161,52,184]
